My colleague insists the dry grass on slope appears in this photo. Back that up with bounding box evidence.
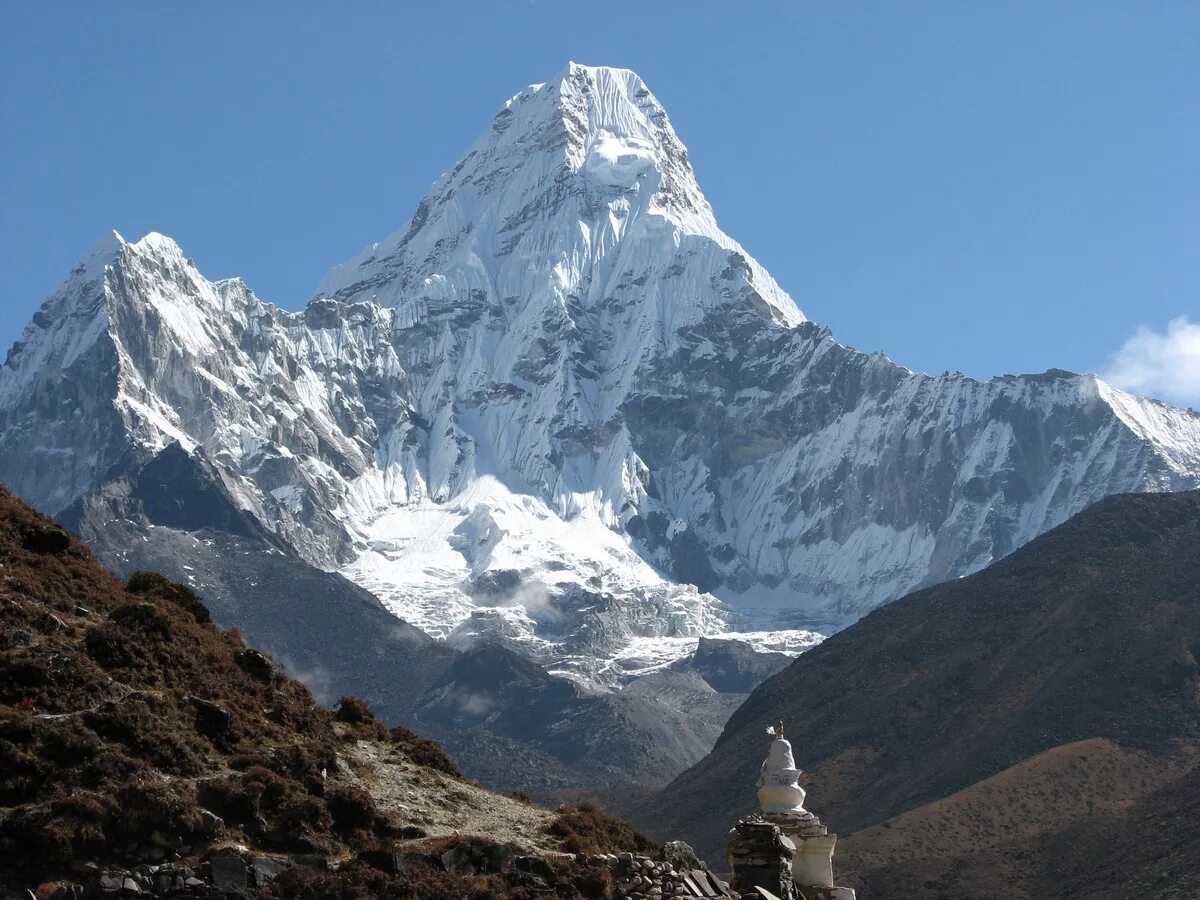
[345,737,558,855]
[0,482,467,884]
[0,484,658,897]
[838,738,1200,900]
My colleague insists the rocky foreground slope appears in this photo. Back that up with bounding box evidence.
[0,485,722,898]
[638,490,1200,899]
[3,63,1199,695]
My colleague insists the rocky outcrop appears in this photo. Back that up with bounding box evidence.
[31,849,292,899]
[674,638,791,694]
[583,850,731,899]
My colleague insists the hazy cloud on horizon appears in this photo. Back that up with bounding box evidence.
[1105,317,1200,407]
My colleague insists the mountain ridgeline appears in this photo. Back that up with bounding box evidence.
[2,63,1199,694]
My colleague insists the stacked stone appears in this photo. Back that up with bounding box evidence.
[725,818,796,900]
[583,851,730,898]
[29,847,292,898]
[762,809,826,838]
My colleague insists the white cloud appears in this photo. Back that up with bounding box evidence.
[1104,317,1200,406]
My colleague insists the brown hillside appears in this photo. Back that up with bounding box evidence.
[838,738,1200,898]
[637,490,1200,898]
[0,484,662,897]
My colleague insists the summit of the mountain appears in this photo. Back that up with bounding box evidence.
[315,61,802,327]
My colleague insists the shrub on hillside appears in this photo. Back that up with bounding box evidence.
[272,792,333,838]
[84,625,140,670]
[111,778,205,843]
[547,803,658,857]
[82,699,205,775]
[230,740,338,793]
[261,861,487,900]
[0,794,109,867]
[335,695,375,724]
[325,784,378,833]
[335,695,390,740]
[199,766,289,827]
[126,571,211,623]
[109,602,173,640]
[261,853,620,899]
[390,723,462,778]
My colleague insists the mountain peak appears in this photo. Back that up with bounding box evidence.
[535,60,664,126]
[314,63,799,327]
[128,229,185,256]
[66,229,126,284]
[526,62,691,190]
[59,230,191,295]
[6,64,1200,705]
[515,62,663,128]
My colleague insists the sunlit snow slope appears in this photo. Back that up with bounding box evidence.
[3,63,1200,685]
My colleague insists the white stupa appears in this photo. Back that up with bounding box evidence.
[728,720,856,898]
[756,720,811,818]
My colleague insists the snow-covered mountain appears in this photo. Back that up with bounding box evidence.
[4,62,1200,686]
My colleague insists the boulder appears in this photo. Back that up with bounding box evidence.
[440,846,480,875]
[21,523,71,554]
[248,856,289,887]
[90,871,146,896]
[357,849,437,875]
[189,696,233,743]
[513,855,557,882]
[197,809,225,837]
[209,847,249,893]
[235,649,283,684]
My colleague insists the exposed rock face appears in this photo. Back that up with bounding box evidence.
[3,63,1200,686]
[678,638,792,696]
[414,643,737,792]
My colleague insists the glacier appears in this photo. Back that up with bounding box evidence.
[3,62,1200,688]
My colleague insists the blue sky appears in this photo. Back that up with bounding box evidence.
[2,2,1197,401]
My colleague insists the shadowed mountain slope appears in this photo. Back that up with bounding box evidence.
[637,490,1200,898]
[836,737,1200,898]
